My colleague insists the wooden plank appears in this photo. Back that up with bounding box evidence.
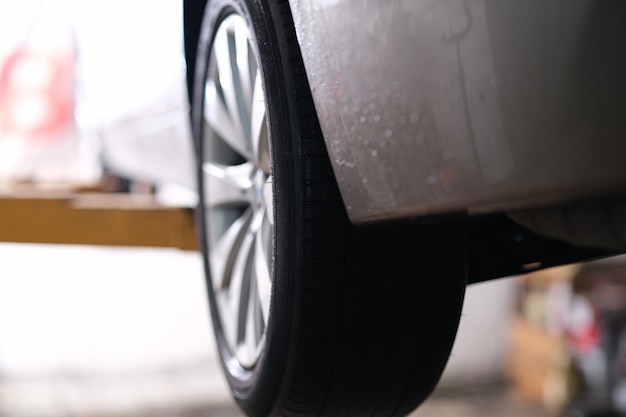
[0,193,199,250]
[506,318,574,408]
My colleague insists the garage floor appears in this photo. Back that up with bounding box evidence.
[0,243,536,417]
[410,390,549,417]
[163,389,549,417]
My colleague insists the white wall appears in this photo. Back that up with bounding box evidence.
[0,243,232,416]
[440,277,518,387]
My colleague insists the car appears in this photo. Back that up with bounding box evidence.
[182,1,626,416]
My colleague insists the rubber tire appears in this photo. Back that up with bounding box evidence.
[192,0,468,416]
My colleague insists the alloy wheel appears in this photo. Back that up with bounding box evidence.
[202,14,273,369]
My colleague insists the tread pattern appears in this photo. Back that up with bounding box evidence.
[270,1,468,416]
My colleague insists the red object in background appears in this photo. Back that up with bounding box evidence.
[569,319,601,354]
[567,297,602,354]
[0,45,74,140]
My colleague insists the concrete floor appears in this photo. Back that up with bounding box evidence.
[411,390,549,417]
[0,243,522,417]
[158,389,549,417]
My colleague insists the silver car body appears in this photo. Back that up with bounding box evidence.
[73,0,195,192]
[289,0,626,223]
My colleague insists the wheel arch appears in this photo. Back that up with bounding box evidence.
[183,0,615,289]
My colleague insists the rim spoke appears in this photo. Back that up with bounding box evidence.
[234,24,253,109]
[255,214,272,323]
[216,250,241,348]
[228,230,255,350]
[251,72,270,173]
[242,272,260,360]
[235,237,254,340]
[204,162,254,208]
[217,292,237,350]
[263,175,274,226]
[209,209,252,292]
[253,279,265,342]
[204,79,250,159]
[214,21,251,149]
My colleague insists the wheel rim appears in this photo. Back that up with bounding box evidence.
[202,14,273,369]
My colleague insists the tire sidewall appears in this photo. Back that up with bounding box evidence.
[192,0,299,415]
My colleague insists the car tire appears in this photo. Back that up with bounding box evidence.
[191,0,468,416]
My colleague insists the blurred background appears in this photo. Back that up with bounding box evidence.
[1,1,626,416]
